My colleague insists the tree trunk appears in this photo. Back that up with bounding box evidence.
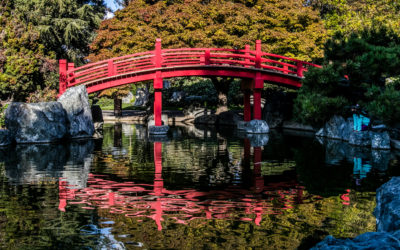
[114,96,122,117]
[211,77,231,114]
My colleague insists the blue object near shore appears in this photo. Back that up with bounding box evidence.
[353,114,370,131]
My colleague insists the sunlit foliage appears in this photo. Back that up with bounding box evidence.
[88,0,327,62]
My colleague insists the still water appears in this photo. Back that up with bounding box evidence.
[0,124,399,249]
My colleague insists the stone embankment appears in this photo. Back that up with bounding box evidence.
[316,116,391,149]
[312,177,400,249]
[2,85,95,144]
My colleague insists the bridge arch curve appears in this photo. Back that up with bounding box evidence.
[59,39,320,126]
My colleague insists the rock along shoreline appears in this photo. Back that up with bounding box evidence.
[312,177,400,249]
[2,85,95,145]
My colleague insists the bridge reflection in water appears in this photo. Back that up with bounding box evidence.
[59,140,304,231]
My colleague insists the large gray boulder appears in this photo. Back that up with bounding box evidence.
[374,177,400,232]
[133,88,149,107]
[349,131,371,147]
[244,120,269,134]
[58,85,94,138]
[0,129,13,146]
[5,102,67,143]
[312,232,400,249]
[315,116,351,140]
[371,132,391,150]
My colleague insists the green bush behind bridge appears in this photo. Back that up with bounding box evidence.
[295,27,400,127]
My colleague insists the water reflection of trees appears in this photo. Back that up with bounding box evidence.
[0,139,102,249]
[0,124,386,249]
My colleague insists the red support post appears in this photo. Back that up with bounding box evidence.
[205,49,210,65]
[252,40,264,120]
[283,65,288,74]
[297,61,304,77]
[154,90,162,126]
[68,62,75,84]
[255,40,262,68]
[155,38,162,68]
[253,89,262,120]
[107,59,115,77]
[244,90,251,122]
[59,59,67,95]
[244,44,250,67]
[153,39,163,126]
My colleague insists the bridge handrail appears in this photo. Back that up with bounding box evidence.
[61,39,321,89]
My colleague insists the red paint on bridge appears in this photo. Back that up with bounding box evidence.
[59,39,320,124]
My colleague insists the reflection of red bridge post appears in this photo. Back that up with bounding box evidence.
[153,142,164,230]
[253,146,264,192]
[154,142,163,196]
[58,179,68,212]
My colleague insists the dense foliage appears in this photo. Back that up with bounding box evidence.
[89,0,326,62]
[0,0,106,101]
[308,0,400,36]
[295,27,400,126]
[88,0,326,108]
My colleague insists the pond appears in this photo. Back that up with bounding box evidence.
[0,123,399,249]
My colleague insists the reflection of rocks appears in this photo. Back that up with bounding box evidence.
[0,129,12,146]
[1,140,93,188]
[149,125,169,135]
[246,134,269,147]
[349,131,371,147]
[5,102,68,143]
[321,139,350,165]
[318,137,391,172]
[3,144,68,183]
[58,85,94,138]
[317,116,392,149]
[371,150,391,172]
[64,140,94,188]
[148,134,170,142]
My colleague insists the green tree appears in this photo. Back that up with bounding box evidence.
[295,27,400,126]
[88,0,326,111]
[12,0,106,63]
[308,0,400,36]
[0,0,106,101]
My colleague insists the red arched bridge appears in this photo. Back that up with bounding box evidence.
[59,39,320,126]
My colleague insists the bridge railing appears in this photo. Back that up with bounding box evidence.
[61,39,320,91]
